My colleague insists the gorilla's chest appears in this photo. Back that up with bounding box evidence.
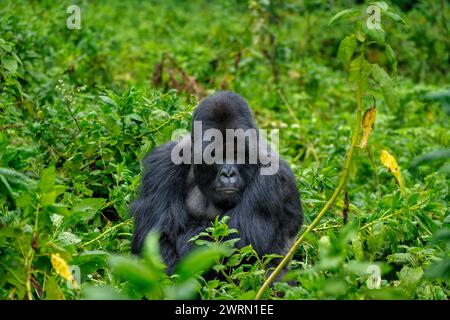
[185,185,222,220]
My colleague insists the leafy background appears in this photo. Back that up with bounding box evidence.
[0,0,448,300]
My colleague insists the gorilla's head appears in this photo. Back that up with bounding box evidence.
[191,92,259,209]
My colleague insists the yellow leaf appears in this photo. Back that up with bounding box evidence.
[380,150,405,195]
[51,253,78,289]
[360,106,376,148]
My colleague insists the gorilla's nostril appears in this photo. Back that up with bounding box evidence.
[220,166,237,178]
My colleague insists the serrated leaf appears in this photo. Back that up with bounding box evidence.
[348,55,371,91]
[338,34,357,69]
[58,231,81,245]
[72,198,106,221]
[329,8,360,26]
[370,64,398,108]
[380,150,405,195]
[360,106,376,148]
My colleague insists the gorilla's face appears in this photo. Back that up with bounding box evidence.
[194,161,258,209]
[191,91,260,209]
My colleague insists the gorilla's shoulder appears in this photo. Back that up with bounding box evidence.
[270,158,299,196]
[142,141,177,166]
[141,141,188,183]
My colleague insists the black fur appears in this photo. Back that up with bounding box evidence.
[131,91,303,272]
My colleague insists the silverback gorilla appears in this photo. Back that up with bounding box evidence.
[131,91,303,272]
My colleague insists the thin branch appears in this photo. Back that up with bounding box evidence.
[78,219,132,249]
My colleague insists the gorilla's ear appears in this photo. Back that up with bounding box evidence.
[170,134,191,165]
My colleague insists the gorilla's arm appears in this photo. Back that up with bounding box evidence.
[130,142,190,269]
[226,160,303,257]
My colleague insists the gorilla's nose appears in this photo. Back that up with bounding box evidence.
[219,165,238,185]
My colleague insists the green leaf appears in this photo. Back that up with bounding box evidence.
[72,250,109,274]
[109,255,161,291]
[39,166,56,193]
[371,64,391,86]
[385,11,406,25]
[425,259,450,280]
[57,231,82,246]
[385,44,397,76]
[337,34,357,69]
[164,279,199,300]
[329,8,360,26]
[175,244,231,281]
[397,266,423,291]
[1,56,18,73]
[348,55,371,91]
[366,27,385,45]
[370,64,398,108]
[99,95,117,107]
[142,232,166,271]
[82,286,129,300]
[72,198,106,221]
[45,276,66,300]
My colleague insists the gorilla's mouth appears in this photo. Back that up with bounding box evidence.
[216,187,239,194]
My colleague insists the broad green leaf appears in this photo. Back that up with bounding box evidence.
[109,255,161,291]
[337,34,357,69]
[329,8,360,26]
[39,166,56,193]
[348,55,371,91]
[425,259,450,280]
[1,56,18,73]
[82,286,129,300]
[366,26,385,45]
[370,64,398,108]
[142,232,166,271]
[45,276,66,300]
[57,231,82,246]
[386,11,406,25]
[164,279,199,300]
[175,244,231,281]
[72,250,109,274]
[351,238,365,261]
[72,198,106,221]
[397,266,423,291]
[99,95,117,107]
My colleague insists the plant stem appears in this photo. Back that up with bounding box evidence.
[78,218,132,249]
[255,84,363,300]
[24,202,41,300]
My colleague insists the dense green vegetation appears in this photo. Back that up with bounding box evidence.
[0,0,448,300]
